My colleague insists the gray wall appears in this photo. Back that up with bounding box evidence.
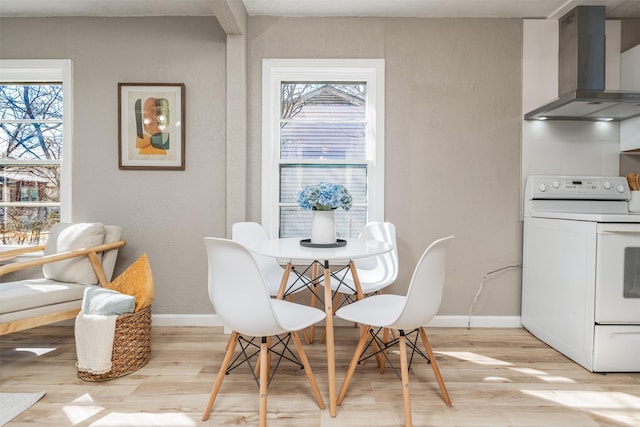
[1,16,523,318]
[247,17,523,316]
[0,17,227,315]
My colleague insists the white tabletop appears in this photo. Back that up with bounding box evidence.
[249,237,392,262]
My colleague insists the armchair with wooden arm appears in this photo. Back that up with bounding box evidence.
[0,223,125,335]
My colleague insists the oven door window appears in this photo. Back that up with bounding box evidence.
[624,247,640,298]
[595,225,640,324]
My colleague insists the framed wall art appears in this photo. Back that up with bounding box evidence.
[118,83,185,170]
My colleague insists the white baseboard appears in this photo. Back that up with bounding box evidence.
[427,315,522,328]
[151,314,224,327]
[151,314,522,328]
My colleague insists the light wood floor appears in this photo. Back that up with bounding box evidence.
[1,325,639,426]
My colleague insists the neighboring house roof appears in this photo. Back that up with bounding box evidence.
[300,85,365,106]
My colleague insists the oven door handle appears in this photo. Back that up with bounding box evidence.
[598,224,640,234]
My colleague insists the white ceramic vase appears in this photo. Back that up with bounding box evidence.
[311,210,336,244]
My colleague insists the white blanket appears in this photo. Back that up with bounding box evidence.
[75,310,117,374]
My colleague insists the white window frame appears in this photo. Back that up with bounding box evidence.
[0,59,73,243]
[261,58,385,238]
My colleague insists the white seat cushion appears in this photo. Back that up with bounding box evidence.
[335,294,406,328]
[0,278,86,314]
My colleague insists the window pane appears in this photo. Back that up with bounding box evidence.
[280,164,367,205]
[0,165,60,202]
[280,165,367,238]
[281,122,366,160]
[0,206,59,245]
[280,206,366,239]
[0,79,64,246]
[0,84,63,120]
[0,124,63,160]
[281,83,366,121]
[268,63,382,240]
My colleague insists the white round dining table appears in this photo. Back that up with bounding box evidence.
[249,237,391,263]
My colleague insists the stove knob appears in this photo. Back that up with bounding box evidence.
[552,180,560,189]
[616,184,625,193]
[603,181,611,190]
[538,183,547,192]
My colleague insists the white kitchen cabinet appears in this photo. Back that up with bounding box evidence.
[620,44,640,153]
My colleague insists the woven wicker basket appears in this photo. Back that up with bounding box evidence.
[77,305,152,381]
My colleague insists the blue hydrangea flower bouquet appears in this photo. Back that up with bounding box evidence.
[297,182,352,211]
[298,182,352,244]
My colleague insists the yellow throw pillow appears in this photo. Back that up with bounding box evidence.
[107,253,154,312]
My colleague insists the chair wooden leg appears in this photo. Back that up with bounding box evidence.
[254,356,261,377]
[370,332,385,373]
[418,327,452,406]
[398,332,412,427]
[259,337,269,427]
[277,263,292,300]
[307,285,318,344]
[202,332,240,421]
[337,326,371,405]
[291,331,326,409]
[333,292,343,313]
[348,260,365,301]
[380,328,390,374]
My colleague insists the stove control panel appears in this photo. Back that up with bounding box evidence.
[527,176,630,201]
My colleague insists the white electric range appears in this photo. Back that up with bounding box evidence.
[522,175,640,372]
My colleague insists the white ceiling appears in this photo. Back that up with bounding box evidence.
[1,0,639,19]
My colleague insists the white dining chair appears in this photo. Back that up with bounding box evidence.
[232,222,307,297]
[201,237,326,426]
[329,221,398,298]
[335,235,454,427]
[315,222,398,344]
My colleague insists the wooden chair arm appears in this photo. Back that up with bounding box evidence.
[0,245,46,260]
[0,240,126,286]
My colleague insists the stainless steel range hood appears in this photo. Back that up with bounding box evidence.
[524,6,640,122]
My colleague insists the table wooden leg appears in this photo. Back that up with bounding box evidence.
[277,263,293,300]
[320,290,341,344]
[323,260,337,417]
[307,261,320,344]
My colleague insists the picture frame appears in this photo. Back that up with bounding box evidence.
[118,83,185,170]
